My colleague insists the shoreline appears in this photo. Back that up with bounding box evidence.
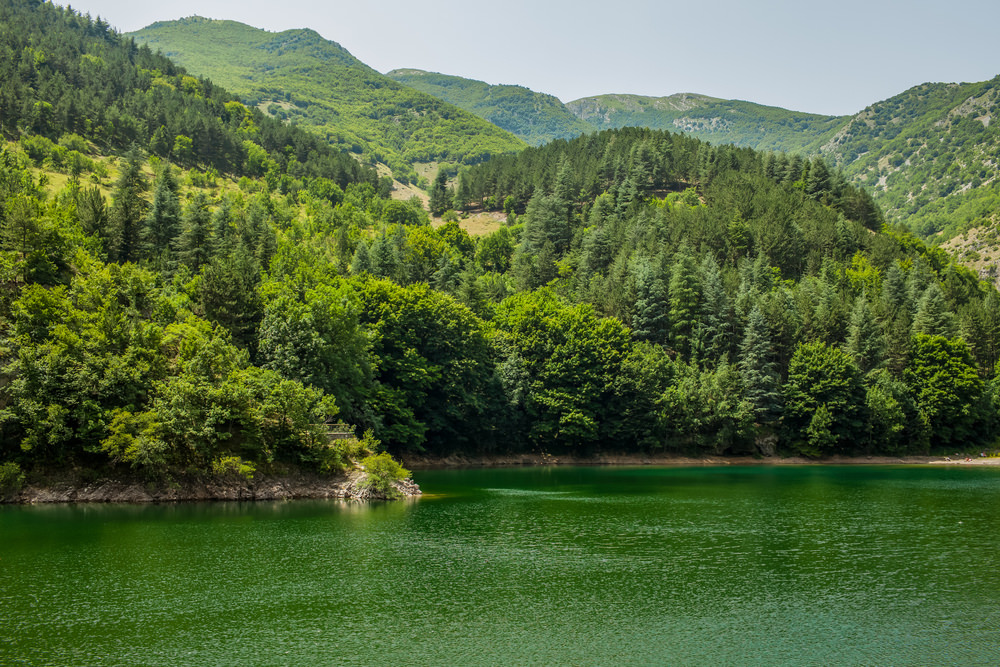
[400,452,1000,470]
[4,470,421,505]
[7,453,996,504]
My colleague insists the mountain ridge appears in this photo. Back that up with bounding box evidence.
[130,18,527,183]
[132,17,1000,247]
[385,68,593,146]
[390,66,1000,248]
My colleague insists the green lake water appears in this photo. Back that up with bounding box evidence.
[2,465,999,665]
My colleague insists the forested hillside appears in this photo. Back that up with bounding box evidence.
[4,1,1000,496]
[128,18,527,184]
[390,66,1000,251]
[0,1,375,189]
[810,77,1000,242]
[0,0,397,491]
[386,69,593,146]
[440,127,1000,456]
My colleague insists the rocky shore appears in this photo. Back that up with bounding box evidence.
[5,470,421,504]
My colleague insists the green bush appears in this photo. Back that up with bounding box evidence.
[211,456,256,481]
[0,462,26,497]
[359,452,410,497]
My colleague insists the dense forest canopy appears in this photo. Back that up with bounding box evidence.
[3,0,1000,493]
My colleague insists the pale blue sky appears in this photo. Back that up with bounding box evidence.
[63,0,1000,116]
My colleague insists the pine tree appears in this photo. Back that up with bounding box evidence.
[739,305,782,424]
[631,261,669,345]
[142,163,180,260]
[370,233,398,280]
[175,192,211,272]
[108,147,148,263]
[351,240,372,275]
[805,158,832,201]
[669,247,701,359]
[699,254,731,363]
[75,186,107,241]
[201,245,262,352]
[882,262,909,316]
[210,197,235,257]
[428,169,450,216]
[844,295,886,374]
[912,283,959,338]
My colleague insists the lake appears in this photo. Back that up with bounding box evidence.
[2,465,999,665]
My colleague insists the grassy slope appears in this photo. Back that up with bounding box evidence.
[386,68,593,146]
[129,18,526,181]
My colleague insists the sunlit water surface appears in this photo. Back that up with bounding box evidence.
[2,465,999,665]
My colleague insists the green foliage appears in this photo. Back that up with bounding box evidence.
[904,334,988,449]
[354,277,497,452]
[493,291,633,451]
[783,341,866,457]
[865,369,918,455]
[258,278,372,426]
[0,461,25,496]
[661,360,755,454]
[211,455,256,481]
[5,40,1000,474]
[358,451,410,498]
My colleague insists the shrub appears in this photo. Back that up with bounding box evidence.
[358,452,410,498]
[0,462,25,497]
[320,430,378,474]
[211,456,256,481]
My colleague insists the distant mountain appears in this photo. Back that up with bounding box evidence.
[130,18,1000,245]
[386,69,592,146]
[129,18,526,182]
[566,93,847,153]
[810,77,1000,240]
[566,84,1000,246]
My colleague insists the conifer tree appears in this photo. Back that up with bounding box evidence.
[210,197,235,257]
[844,295,886,375]
[201,245,262,353]
[669,247,700,358]
[142,163,180,261]
[75,186,107,241]
[351,239,372,275]
[631,262,669,345]
[108,147,147,263]
[370,233,398,280]
[882,262,909,316]
[699,254,731,363]
[175,192,211,272]
[739,304,782,424]
[428,169,450,216]
[912,283,959,339]
[805,158,832,201]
